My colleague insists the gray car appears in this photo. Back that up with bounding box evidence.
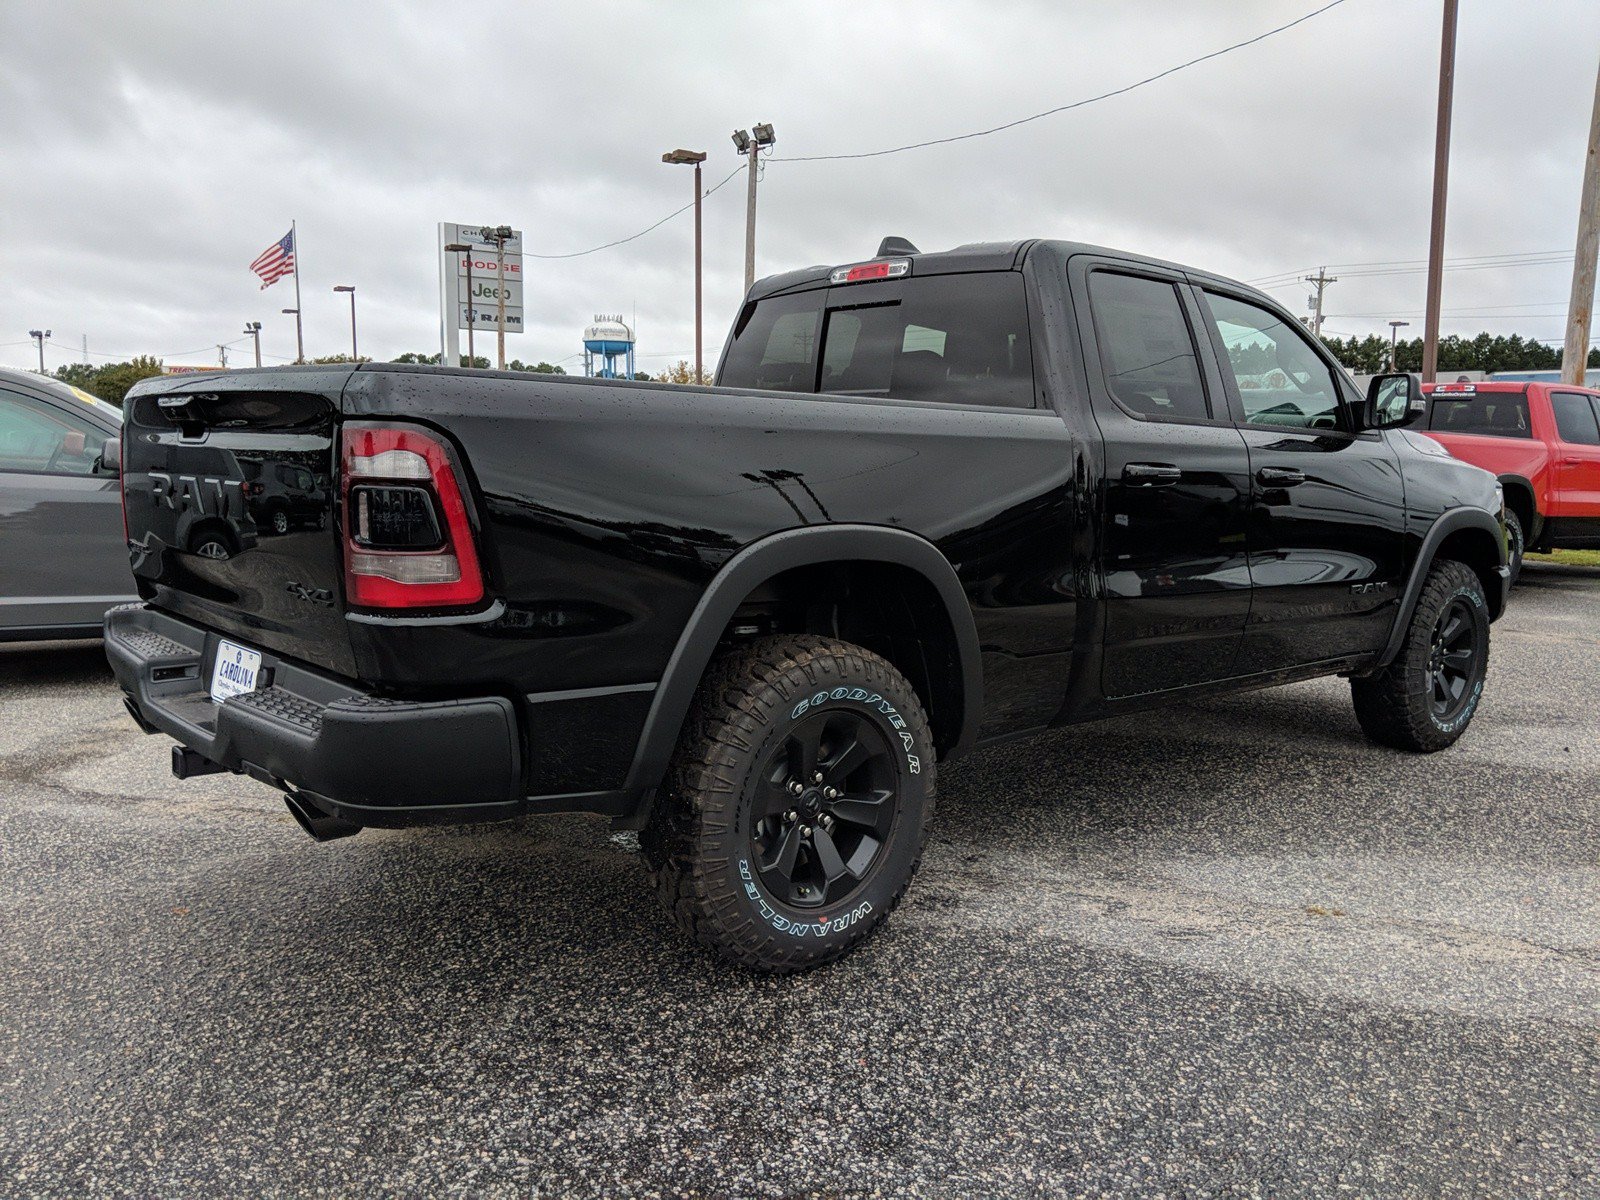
[0,365,134,640]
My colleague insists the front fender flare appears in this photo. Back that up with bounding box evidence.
[1372,506,1507,670]
[621,524,983,796]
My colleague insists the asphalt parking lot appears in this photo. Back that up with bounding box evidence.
[3,565,1597,1197]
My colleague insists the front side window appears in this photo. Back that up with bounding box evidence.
[1427,391,1533,438]
[1550,392,1600,446]
[0,391,109,475]
[1203,292,1343,431]
[1087,272,1209,421]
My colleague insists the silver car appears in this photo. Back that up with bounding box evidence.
[0,365,134,640]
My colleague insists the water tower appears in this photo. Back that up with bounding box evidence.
[582,314,635,379]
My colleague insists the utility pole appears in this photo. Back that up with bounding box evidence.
[1422,0,1459,383]
[733,124,776,294]
[244,321,262,367]
[1561,55,1600,386]
[1304,268,1338,338]
[27,329,49,373]
[662,149,707,383]
[219,344,228,368]
[482,225,514,369]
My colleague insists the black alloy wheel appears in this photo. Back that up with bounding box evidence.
[750,711,897,909]
[1428,597,1480,723]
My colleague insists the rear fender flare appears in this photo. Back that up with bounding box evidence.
[622,524,983,794]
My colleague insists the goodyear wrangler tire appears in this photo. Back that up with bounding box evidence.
[1351,558,1490,753]
[641,635,935,974]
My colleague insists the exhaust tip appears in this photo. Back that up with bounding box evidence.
[284,791,362,842]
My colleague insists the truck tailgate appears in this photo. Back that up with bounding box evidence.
[121,370,358,679]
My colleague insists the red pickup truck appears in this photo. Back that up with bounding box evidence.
[1423,380,1600,579]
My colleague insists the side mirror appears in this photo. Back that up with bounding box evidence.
[97,433,122,477]
[1365,372,1425,430]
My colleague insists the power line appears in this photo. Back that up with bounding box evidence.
[771,0,1350,162]
[1249,250,1573,286]
[524,163,746,260]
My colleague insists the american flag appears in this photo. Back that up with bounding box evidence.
[250,229,296,290]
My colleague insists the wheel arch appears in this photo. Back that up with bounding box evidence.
[621,525,983,796]
[1496,473,1540,542]
[1371,507,1507,671]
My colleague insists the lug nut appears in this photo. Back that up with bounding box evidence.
[784,809,797,822]
[824,786,838,800]
[800,825,812,837]
[788,780,803,795]
[811,771,824,784]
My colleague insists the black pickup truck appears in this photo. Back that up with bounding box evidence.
[107,238,1508,973]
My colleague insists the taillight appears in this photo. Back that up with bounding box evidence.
[340,424,484,609]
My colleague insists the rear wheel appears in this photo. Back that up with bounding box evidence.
[642,635,935,974]
[1351,558,1490,752]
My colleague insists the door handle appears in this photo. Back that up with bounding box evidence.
[1122,463,1182,486]
[1257,467,1306,487]
[1560,456,1586,465]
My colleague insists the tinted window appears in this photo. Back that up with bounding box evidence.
[1427,392,1532,438]
[1088,273,1208,420]
[717,290,825,393]
[0,391,110,475]
[817,273,1035,408]
[1551,391,1600,446]
[1204,292,1342,430]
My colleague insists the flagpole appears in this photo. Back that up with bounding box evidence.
[292,219,305,364]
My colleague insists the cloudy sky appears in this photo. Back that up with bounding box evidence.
[1,0,1596,374]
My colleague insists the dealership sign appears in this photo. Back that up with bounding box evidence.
[437,222,523,365]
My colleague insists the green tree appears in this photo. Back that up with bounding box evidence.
[71,356,165,407]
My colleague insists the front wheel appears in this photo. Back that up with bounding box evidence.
[642,635,935,974]
[1350,558,1490,752]
[1504,509,1525,585]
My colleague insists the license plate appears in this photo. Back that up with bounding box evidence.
[210,639,263,704]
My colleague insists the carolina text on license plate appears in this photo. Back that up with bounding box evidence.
[210,639,263,703]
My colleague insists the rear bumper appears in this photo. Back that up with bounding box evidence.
[105,603,528,828]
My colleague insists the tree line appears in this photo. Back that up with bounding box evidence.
[1318,332,1600,375]
[47,337,1596,408]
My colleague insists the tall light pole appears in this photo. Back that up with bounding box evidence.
[663,149,707,383]
[481,225,514,369]
[444,242,475,366]
[244,321,262,367]
[282,308,300,361]
[1389,320,1410,371]
[27,329,50,373]
[334,285,358,360]
[1561,55,1600,386]
[1421,0,1459,383]
[732,123,776,294]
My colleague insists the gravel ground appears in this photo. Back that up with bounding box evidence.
[2,563,1597,1197]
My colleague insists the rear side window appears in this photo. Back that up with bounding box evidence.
[718,291,825,393]
[818,273,1035,408]
[1087,273,1209,421]
[1550,392,1600,445]
[1427,393,1533,438]
[718,272,1036,408]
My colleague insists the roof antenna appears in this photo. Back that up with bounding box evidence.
[876,236,919,257]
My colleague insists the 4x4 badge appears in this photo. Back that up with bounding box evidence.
[285,581,334,607]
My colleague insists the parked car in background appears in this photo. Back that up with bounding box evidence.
[0,365,135,640]
[1423,380,1600,580]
